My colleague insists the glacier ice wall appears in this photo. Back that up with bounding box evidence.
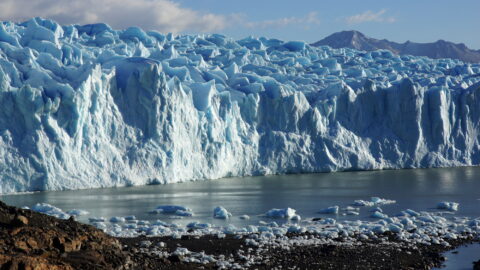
[1,18,480,193]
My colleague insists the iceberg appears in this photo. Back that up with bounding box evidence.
[0,18,480,193]
[319,206,339,214]
[31,203,69,219]
[437,201,459,211]
[213,206,232,219]
[265,208,298,219]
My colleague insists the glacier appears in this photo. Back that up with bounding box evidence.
[0,17,480,193]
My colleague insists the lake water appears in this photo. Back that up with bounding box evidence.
[2,167,480,227]
[2,167,480,267]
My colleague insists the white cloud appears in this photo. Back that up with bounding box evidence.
[240,12,320,29]
[344,9,396,24]
[0,0,227,33]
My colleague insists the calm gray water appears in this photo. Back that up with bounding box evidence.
[2,167,480,226]
[434,243,480,270]
[2,167,480,267]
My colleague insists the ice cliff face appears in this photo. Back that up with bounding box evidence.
[1,18,480,193]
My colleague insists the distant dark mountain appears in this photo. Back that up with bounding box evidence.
[312,31,480,63]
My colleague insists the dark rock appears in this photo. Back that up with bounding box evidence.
[0,200,131,269]
[474,259,480,270]
[167,254,181,263]
[12,215,29,227]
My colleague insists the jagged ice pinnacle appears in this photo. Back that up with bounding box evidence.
[0,18,480,193]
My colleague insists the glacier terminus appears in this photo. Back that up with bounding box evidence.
[0,17,480,193]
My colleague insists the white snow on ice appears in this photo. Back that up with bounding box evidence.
[0,18,479,193]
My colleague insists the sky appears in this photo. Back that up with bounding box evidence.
[0,0,478,49]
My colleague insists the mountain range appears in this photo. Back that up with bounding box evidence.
[312,30,480,63]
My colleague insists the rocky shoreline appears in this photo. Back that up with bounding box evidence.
[0,200,478,269]
[119,233,478,270]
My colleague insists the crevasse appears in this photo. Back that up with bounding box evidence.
[0,17,479,193]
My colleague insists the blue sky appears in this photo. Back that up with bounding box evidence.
[1,0,478,48]
[178,0,480,48]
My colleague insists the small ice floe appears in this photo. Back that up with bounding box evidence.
[287,225,306,233]
[66,209,89,216]
[353,200,375,207]
[213,206,232,219]
[31,203,70,219]
[125,215,137,221]
[353,197,396,207]
[89,217,106,223]
[370,197,396,205]
[109,216,126,223]
[150,205,194,216]
[239,215,250,220]
[265,208,298,219]
[371,211,388,219]
[92,222,107,230]
[397,209,420,217]
[290,214,301,221]
[319,206,339,214]
[437,202,459,211]
[187,222,211,229]
[370,207,383,213]
[173,247,191,256]
[342,206,360,212]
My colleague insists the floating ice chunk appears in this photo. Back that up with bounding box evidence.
[154,205,192,214]
[213,206,232,219]
[342,206,360,212]
[152,205,194,216]
[437,202,459,211]
[31,203,70,219]
[371,225,386,234]
[353,200,375,207]
[418,215,436,223]
[109,216,126,223]
[370,197,396,205]
[224,224,237,234]
[186,222,211,229]
[66,209,89,216]
[354,197,395,207]
[290,214,301,221]
[468,219,480,227]
[138,220,150,225]
[173,247,190,256]
[89,217,106,223]
[371,211,388,219]
[404,209,420,217]
[239,215,250,220]
[388,224,403,233]
[124,215,137,221]
[265,208,297,219]
[93,222,107,230]
[319,206,339,214]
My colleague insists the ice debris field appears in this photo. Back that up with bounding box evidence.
[1,17,480,193]
[26,199,480,268]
